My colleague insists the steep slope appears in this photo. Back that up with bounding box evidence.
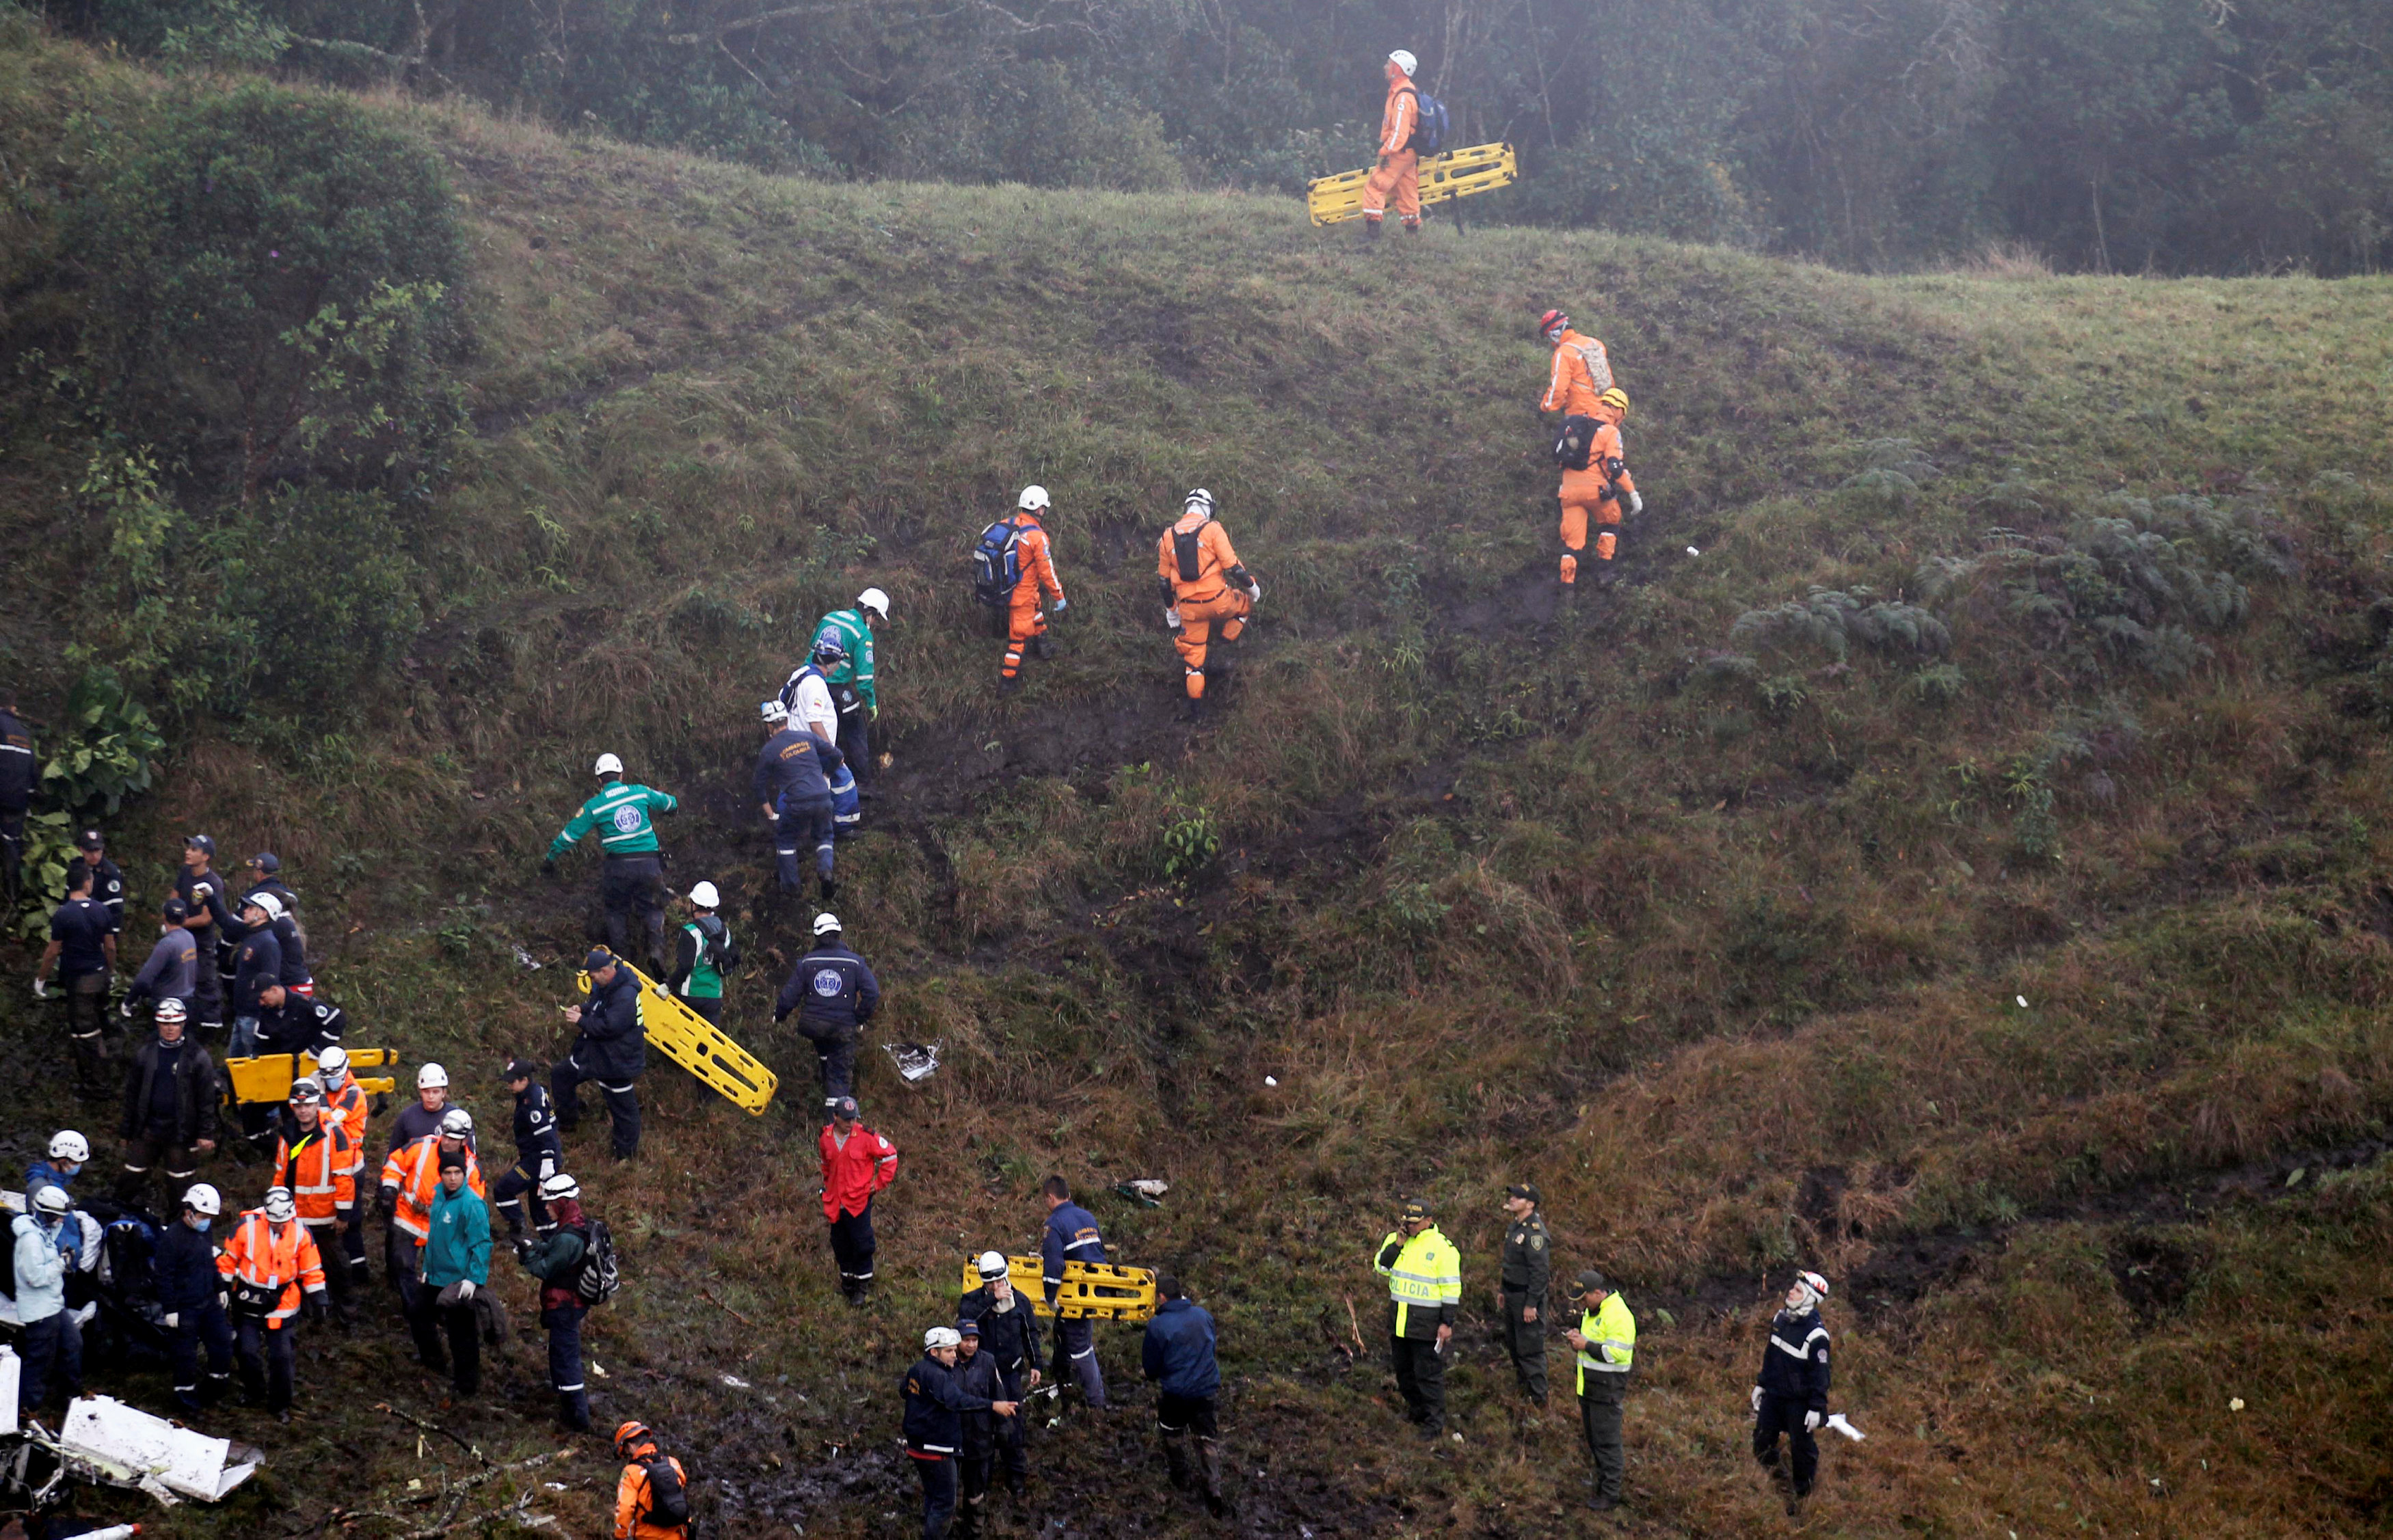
[3,23,2392,1538]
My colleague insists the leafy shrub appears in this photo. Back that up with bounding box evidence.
[1162,810,1220,881]
[1908,663,1967,705]
[229,487,427,710]
[8,813,77,941]
[1731,586,1952,663]
[40,668,167,815]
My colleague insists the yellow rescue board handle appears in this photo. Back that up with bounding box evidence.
[1306,140,1519,226]
[224,1049,401,1105]
[577,965,779,1116]
[959,1254,1158,1323]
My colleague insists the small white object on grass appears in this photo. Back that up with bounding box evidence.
[723,1375,751,1389]
[1826,1412,1866,1442]
[2016,995,2029,1008]
[1685,545,1701,556]
[2230,1396,2245,1411]
[1264,1075,1279,1087]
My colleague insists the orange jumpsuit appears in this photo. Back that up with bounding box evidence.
[1158,512,1253,701]
[1362,77,1421,228]
[616,1444,693,1539]
[1540,328,1613,418]
[1002,513,1065,681]
[1558,405,1637,583]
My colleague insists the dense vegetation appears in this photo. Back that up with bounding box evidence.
[3,12,2392,1535]
[22,0,2393,273]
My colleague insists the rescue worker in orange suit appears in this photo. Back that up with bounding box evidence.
[377,1107,486,1323]
[1158,489,1262,719]
[315,1044,373,1289]
[1362,51,1424,239]
[1539,310,1642,587]
[216,1185,329,1421]
[1000,485,1068,692]
[271,1075,356,1320]
[613,1421,695,1540]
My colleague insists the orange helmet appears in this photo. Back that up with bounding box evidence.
[614,1420,653,1457]
[1538,308,1569,338]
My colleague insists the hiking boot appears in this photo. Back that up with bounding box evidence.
[998,676,1020,695]
[1027,635,1052,661]
[1361,219,1384,242]
[1590,1494,1622,1513]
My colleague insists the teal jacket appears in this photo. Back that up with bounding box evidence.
[812,610,877,710]
[548,779,678,860]
[421,1183,492,1289]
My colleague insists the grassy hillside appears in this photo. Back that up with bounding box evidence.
[4,18,2393,1537]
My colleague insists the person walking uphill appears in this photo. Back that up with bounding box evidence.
[659,882,736,1026]
[1157,489,1261,718]
[1499,1183,1553,1404]
[774,913,880,1108]
[991,487,1068,694]
[1142,1273,1228,1517]
[817,1095,896,1306]
[904,1327,1020,1540]
[1566,1267,1637,1512]
[545,755,680,975]
[1362,50,1426,238]
[1040,1176,1109,1410]
[555,949,647,1160]
[752,701,845,903]
[812,589,889,797]
[1752,1269,1834,1515]
[494,1059,565,1240]
[1539,309,1642,588]
[1374,1197,1462,1436]
[34,862,116,1097]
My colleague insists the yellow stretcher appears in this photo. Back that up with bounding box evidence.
[1305,140,1519,227]
[575,964,779,1116]
[224,1047,399,1106]
[959,1254,1158,1323]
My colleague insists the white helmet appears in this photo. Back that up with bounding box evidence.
[316,1044,349,1081]
[155,997,187,1024]
[594,753,624,776]
[857,587,891,622]
[539,1172,582,1202]
[418,1062,450,1091]
[183,1183,222,1217]
[263,1187,297,1223]
[924,1326,962,1352]
[760,699,788,725]
[1389,49,1417,76]
[30,1185,70,1218]
[439,1108,474,1137]
[813,912,842,936]
[48,1131,90,1163]
[1184,487,1216,519]
[1016,485,1050,513]
[288,1075,325,1105]
[689,881,721,909]
[244,890,285,921]
[976,1250,1009,1281]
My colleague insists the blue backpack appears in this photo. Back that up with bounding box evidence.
[1406,89,1449,156]
[972,518,1024,606]
[829,762,861,837]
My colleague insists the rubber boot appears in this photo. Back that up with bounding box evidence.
[1027,635,1052,661]
[1362,218,1384,243]
[1199,1437,1229,1517]
[999,677,1020,695]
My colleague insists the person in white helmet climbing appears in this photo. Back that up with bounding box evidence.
[544,753,680,974]
[660,881,738,1025]
[812,589,890,798]
[1363,50,1426,238]
[1156,488,1260,718]
[974,487,1067,694]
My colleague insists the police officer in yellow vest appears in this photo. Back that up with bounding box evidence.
[1564,1268,1636,1512]
[1372,1198,1462,1436]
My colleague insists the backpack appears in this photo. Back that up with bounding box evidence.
[638,1453,692,1527]
[572,1219,621,1304]
[693,915,740,977]
[1406,88,1449,155]
[1570,337,1614,395]
[1553,414,1599,471]
[972,519,1024,606]
[1172,526,1207,584]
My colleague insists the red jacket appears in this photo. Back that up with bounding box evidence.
[818,1121,898,1222]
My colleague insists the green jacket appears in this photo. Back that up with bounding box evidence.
[522,1224,587,1288]
[548,780,678,860]
[812,610,877,710]
[422,1183,491,1289]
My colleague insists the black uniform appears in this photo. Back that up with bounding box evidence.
[270,996,347,1057]
[174,867,237,1033]
[493,1082,564,1236]
[49,895,116,1092]
[227,925,283,1060]
[66,854,126,934]
[116,1033,219,1210]
[959,1283,1041,1492]
[552,966,645,1159]
[752,727,845,895]
[0,706,32,909]
[1499,1208,1554,1403]
[953,1347,1003,1532]
[1754,1304,1833,1497]
[772,937,881,1107]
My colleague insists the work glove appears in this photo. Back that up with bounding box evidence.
[304,1291,330,1323]
[455,1278,476,1301]
[1245,579,1263,603]
[1629,490,1644,517]
[512,1237,535,1262]
[652,984,671,1000]
[163,1312,180,1329]
[375,1186,398,1219]
[1163,606,1182,632]
[120,998,137,1019]
[31,977,48,1000]
[1803,1409,1823,1432]
[1751,1386,1763,1414]
[870,703,879,721]
[217,1291,230,1311]
[1050,596,1069,617]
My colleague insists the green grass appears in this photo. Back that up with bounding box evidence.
[4,16,2393,1537]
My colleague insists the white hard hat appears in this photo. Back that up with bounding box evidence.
[924,1326,962,1351]
[976,1251,1009,1280]
[594,753,624,776]
[689,881,721,908]
[1016,485,1050,512]
[539,1172,582,1202]
[31,1185,69,1218]
[760,699,788,724]
[48,1131,89,1163]
[245,890,284,921]
[155,998,187,1023]
[439,1108,474,1137]
[1797,1269,1832,1299]
[183,1183,222,1217]
[263,1186,297,1222]
[857,587,891,621]
[288,1075,325,1105]
[1184,487,1216,518]
[316,1044,349,1080]
[813,912,841,936]
[418,1062,450,1090]
[1389,49,1417,75]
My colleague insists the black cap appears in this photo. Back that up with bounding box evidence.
[162,897,190,923]
[248,852,280,873]
[185,834,215,855]
[956,1318,981,1336]
[504,1057,541,1081]
[438,1149,468,1173]
[1506,1183,1540,1204]
[583,948,615,970]
[1400,1198,1432,1221]
[829,1096,859,1122]
[1575,1268,1609,1293]
[76,828,104,851]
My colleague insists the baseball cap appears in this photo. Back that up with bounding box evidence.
[504,1057,542,1081]
[185,834,215,855]
[248,852,280,873]
[829,1096,859,1122]
[162,897,189,923]
[583,948,615,970]
[1575,1268,1610,1293]
[957,1319,981,1337]
[1400,1198,1432,1221]
[76,828,104,850]
[1506,1183,1540,1203]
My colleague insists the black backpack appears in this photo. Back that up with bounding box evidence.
[972,519,1024,606]
[639,1453,691,1526]
[572,1219,621,1303]
[1553,414,1599,471]
[1173,527,1207,583]
[693,915,740,977]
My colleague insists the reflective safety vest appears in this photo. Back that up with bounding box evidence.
[274,1121,356,1224]
[380,1136,487,1241]
[1374,1226,1462,1340]
[325,1077,371,1176]
[1577,1292,1637,1393]
[216,1211,327,1325]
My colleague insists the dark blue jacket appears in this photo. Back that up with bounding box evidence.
[230,926,282,1014]
[68,856,125,932]
[0,707,32,811]
[773,940,881,1029]
[259,908,310,987]
[174,867,237,953]
[954,1347,1003,1455]
[1141,1297,1221,1399]
[1756,1307,1832,1410]
[154,1219,223,1312]
[48,897,113,980]
[1041,1202,1105,1302]
[900,1353,991,1456]
[570,966,647,1081]
[958,1284,1043,1382]
[269,997,345,1055]
[513,1083,564,1170]
[752,727,846,811]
